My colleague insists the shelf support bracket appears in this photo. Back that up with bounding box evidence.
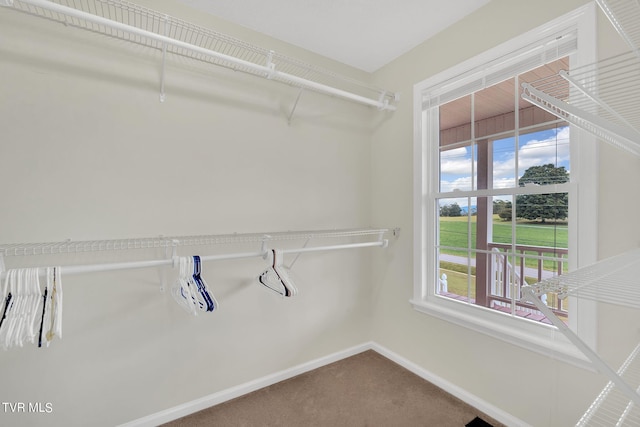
[391,227,401,239]
[377,92,389,111]
[158,238,178,292]
[286,237,310,269]
[159,14,169,103]
[287,88,304,125]
[265,50,276,79]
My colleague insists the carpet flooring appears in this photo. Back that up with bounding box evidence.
[162,350,505,427]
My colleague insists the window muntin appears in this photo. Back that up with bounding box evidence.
[432,59,572,325]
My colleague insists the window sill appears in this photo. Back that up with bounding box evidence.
[410,296,593,370]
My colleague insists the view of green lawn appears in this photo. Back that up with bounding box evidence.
[439,214,567,269]
[440,214,567,247]
[438,215,568,300]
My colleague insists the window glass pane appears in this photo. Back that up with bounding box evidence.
[475,78,515,192]
[437,256,475,303]
[438,197,477,303]
[440,94,471,146]
[518,125,570,184]
[517,59,571,185]
[515,192,569,233]
[438,197,476,250]
[485,191,569,320]
[492,135,517,189]
[492,195,514,245]
[474,78,516,140]
[487,249,517,315]
[440,145,473,192]
[513,191,569,318]
[440,95,472,192]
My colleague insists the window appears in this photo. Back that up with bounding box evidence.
[436,66,571,321]
[412,4,598,361]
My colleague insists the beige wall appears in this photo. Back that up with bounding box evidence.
[2,0,640,426]
[0,2,378,426]
[370,0,640,426]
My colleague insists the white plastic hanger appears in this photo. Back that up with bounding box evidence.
[28,269,42,343]
[0,268,11,342]
[0,263,64,350]
[258,249,298,297]
[1,269,18,348]
[37,267,52,348]
[172,257,197,315]
[191,256,217,312]
[0,268,45,349]
[45,266,63,346]
[171,256,218,315]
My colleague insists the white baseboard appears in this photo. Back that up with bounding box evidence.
[117,342,372,427]
[369,342,531,427]
[119,341,527,427]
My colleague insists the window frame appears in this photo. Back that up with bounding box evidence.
[412,3,598,365]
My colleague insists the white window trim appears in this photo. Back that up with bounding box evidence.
[412,3,598,367]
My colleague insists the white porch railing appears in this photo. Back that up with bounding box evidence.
[488,243,568,317]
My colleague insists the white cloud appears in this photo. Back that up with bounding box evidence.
[440,176,472,192]
[517,127,570,173]
[492,158,516,182]
[491,127,570,181]
[493,177,516,189]
[440,147,473,175]
[439,126,571,195]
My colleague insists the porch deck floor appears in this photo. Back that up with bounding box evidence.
[439,292,553,324]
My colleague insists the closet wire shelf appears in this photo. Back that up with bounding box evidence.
[521,51,640,156]
[596,0,640,57]
[576,342,640,426]
[0,228,391,257]
[1,0,398,111]
[524,248,640,311]
[522,249,640,426]
[519,3,640,424]
[0,227,394,279]
[521,0,640,157]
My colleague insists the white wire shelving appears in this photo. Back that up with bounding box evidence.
[521,0,640,157]
[524,248,640,310]
[521,51,640,156]
[576,342,640,426]
[0,228,394,348]
[519,3,640,424]
[0,0,398,111]
[0,228,391,257]
[0,227,395,278]
[596,0,640,58]
[521,249,640,426]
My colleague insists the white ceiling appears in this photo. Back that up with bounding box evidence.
[175,0,491,72]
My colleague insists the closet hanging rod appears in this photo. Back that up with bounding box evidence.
[0,240,388,279]
[0,227,391,256]
[2,0,397,111]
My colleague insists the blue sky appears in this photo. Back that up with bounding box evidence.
[439,126,570,207]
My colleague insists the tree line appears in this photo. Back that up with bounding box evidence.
[439,164,569,222]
